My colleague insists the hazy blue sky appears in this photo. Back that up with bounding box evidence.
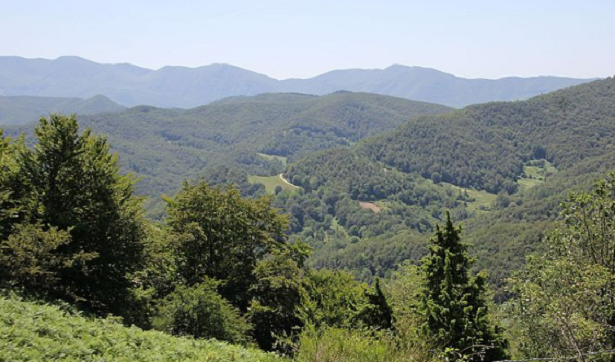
[0,0,613,79]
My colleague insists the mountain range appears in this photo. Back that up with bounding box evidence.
[0,56,594,108]
[0,94,124,125]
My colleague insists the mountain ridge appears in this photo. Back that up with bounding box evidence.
[0,56,595,108]
[0,94,125,125]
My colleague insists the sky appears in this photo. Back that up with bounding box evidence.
[0,0,613,80]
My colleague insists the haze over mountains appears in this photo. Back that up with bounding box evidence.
[0,94,124,125]
[0,56,593,109]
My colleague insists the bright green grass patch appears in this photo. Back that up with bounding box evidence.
[257,153,288,166]
[248,174,299,194]
[0,295,285,362]
[443,183,497,212]
[518,177,543,189]
[518,160,558,190]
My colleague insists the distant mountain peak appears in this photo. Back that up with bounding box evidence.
[0,56,595,108]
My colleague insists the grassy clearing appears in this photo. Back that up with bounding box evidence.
[248,174,299,194]
[257,153,288,166]
[0,295,284,362]
[443,183,497,212]
[518,160,558,190]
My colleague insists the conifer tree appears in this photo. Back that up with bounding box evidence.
[17,115,146,314]
[420,211,508,361]
[360,278,394,330]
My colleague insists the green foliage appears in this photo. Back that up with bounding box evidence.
[385,262,428,345]
[361,77,615,194]
[0,295,284,362]
[0,131,35,240]
[419,213,508,361]
[282,78,615,300]
[293,325,433,362]
[358,278,394,331]
[2,115,146,315]
[153,281,250,345]
[0,224,75,293]
[298,270,368,329]
[202,165,267,198]
[1,92,447,203]
[248,174,299,194]
[249,247,307,352]
[165,181,289,309]
[507,174,615,361]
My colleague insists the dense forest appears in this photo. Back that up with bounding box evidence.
[3,91,450,215]
[276,77,615,297]
[2,77,615,361]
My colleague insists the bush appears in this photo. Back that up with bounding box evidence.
[293,325,433,362]
[153,281,251,345]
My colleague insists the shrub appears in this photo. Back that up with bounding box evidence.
[153,281,250,344]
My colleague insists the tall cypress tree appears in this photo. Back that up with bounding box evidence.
[420,211,508,361]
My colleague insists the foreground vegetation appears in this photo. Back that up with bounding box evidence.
[0,115,506,361]
[3,77,615,361]
[0,295,284,362]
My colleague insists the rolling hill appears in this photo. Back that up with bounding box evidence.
[0,94,125,125]
[3,91,451,201]
[359,76,615,193]
[0,56,593,108]
[277,77,615,293]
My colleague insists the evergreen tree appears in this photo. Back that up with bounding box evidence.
[0,131,34,240]
[420,211,508,361]
[16,115,146,314]
[359,278,394,330]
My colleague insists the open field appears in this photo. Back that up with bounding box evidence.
[248,174,299,194]
[443,182,498,212]
[518,160,558,190]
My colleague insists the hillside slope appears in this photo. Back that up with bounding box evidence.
[0,295,283,362]
[0,56,592,108]
[277,77,615,292]
[3,92,451,199]
[0,94,125,125]
[360,77,615,193]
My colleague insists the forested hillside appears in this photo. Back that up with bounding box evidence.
[361,76,615,193]
[4,92,450,203]
[277,77,615,295]
[3,79,615,361]
[0,94,125,125]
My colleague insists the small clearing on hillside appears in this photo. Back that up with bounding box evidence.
[248,174,299,194]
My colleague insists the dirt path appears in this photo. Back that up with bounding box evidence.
[279,174,298,188]
[359,201,381,213]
